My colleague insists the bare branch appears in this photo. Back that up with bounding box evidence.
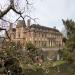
[0,0,23,19]
[26,0,32,5]
[5,30,11,40]
[0,27,10,40]
[0,5,11,18]
[24,15,39,23]
[1,18,11,23]
[14,16,21,23]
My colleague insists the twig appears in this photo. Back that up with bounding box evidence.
[1,18,11,23]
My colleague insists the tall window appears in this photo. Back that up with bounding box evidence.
[42,34,44,37]
[18,32,20,38]
[13,34,15,39]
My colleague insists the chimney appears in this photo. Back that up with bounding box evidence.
[27,19,31,27]
[9,23,13,30]
[53,26,56,29]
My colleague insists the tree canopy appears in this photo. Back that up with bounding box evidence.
[62,19,75,64]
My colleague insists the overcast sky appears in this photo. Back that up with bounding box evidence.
[0,0,75,31]
[30,0,75,31]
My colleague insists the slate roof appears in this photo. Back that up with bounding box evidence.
[30,24,60,32]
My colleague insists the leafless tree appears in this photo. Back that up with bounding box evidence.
[0,0,34,32]
[0,0,31,19]
[0,0,35,48]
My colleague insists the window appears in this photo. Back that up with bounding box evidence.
[13,34,15,39]
[18,32,20,38]
[42,34,44,37]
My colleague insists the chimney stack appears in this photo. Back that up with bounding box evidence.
[9,23,13,30]
[53,26,56,29]
[27,19,31,27]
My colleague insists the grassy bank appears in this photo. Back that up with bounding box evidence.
[21,60,75,75]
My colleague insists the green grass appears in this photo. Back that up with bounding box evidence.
[22,63,74,75]
[53,60,66,67]
[0,61,74,75]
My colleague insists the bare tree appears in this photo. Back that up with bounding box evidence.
[0,0,34,48]
[0,0,33,22]
[0,0,33,31]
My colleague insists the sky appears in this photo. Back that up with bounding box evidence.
[30,0,75,31]
[0,0,75,31]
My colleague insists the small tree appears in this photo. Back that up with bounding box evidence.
[25,42,44,63]
[62,19,75,64]
[0,42,23,75]
[4,57,22,75]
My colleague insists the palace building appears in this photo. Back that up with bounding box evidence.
[6,20,64,48]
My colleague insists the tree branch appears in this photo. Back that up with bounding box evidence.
[1,18,11,23]
[0,0,24,19]
[0,27,11,40]
[0,5,11,18]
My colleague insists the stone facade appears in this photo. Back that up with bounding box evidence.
[7,20,64,48]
